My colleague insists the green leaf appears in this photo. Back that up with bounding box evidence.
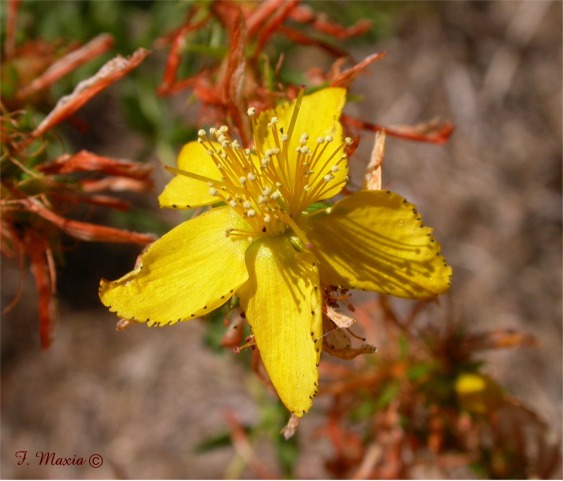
[193,430,237,453]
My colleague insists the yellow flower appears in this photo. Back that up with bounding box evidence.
[100,88,452,417]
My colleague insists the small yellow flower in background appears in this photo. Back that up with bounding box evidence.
[100,88,452,417]
[455,373,505,414]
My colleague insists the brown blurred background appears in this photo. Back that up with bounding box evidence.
[1,1,561,478]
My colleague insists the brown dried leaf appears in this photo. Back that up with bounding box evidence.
[331,52,387,89]
[25,229,57,349]
[4,0,20,59]
[322,317,376,360]
[220,316,245,348]
[31,48,150,139]
[277,24,349,58]
[51,191,131,211]
[79,177,152,194]
[342,113,455,145]
[363,131,386,191]
[45,150,153,179]
[247,0,299,57]
[281,413,301,440]
[17,34,114,99]
[157,7,211,96]
[116,319,134,331]
[245,0,289,36]
[325,305,355,329]
[25,198,156,245]
[289,4,372,40]
[219,8,250,144]
[463,328,539,351]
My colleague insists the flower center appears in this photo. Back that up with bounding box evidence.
[185,90,350,243]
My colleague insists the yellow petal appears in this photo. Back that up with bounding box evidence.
[299,190,452,299]
[100,207,250,325]
[158,141,222,209]
[237,235,323,416]
[256,88,348,201]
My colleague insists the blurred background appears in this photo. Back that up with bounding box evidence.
[1,1,561,478]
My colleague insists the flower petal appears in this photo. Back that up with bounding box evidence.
[158,141,222,209]
[256,88,348,201]
[100,207,250,325]
[300,190,452,299]
[269,87,345,150]
[237,235,323,416]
